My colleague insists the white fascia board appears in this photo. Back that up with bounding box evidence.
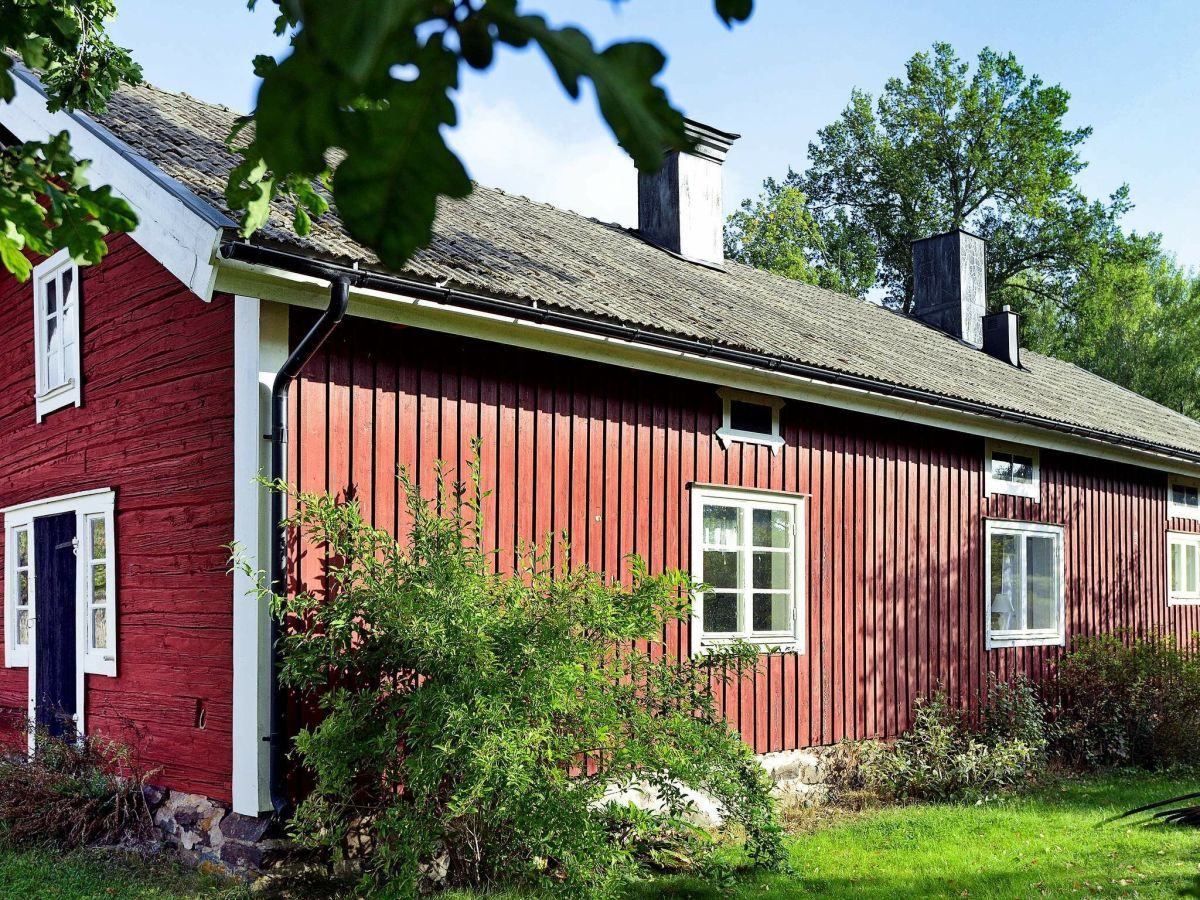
[2,68,230,300]
[215,259,1200,481]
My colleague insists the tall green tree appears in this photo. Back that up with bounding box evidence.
[1019,233,1200,419]
[0,1,142,279]
[2,1,756,280]
[742,42,1130,313]
[724,176,877,297]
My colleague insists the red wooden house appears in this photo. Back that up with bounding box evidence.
[2,68,1200,856]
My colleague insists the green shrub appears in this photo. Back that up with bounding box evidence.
[0,724,152,849]
[1055,631,1200,769]
[261,454,784,897]
[829,680,1049,804]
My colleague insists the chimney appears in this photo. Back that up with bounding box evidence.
[911,229,987,348]
[638,119,739,266]
[983,305,1021,366]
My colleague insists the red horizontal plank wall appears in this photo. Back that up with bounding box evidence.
[0,235,236,800]
[290,315,1200,752]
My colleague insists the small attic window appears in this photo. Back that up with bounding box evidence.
[1168,475,1200,521]
[985,439,1040,501]
[716,388,785,452]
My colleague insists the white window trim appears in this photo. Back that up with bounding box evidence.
[3,489,117,678]
[984,439,1040,501]
[1167,475,1200,522]
[4,523,32,668]
[985,518,1065,649]
[31,248,82,421]
[1167,530,1200,606]
[715,387,785,453]
[690,483,805,655]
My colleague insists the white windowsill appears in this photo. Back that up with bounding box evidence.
[715,427,785,453]
[987,630,1064,650]
[697,638,803,655]
[1167,505,1200,522]
[1168,597,1200,606]
[35,380,80,420]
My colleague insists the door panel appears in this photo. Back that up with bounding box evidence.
[33,512,77,737]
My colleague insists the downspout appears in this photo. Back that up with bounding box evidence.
[266,274,350,815]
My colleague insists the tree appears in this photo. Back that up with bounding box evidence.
[724,176,876,297]
[1018,232,1200,419]
[746,42,1130,313]
[2,1,756,281]
[226,0,755,270]
[0,1,142,279]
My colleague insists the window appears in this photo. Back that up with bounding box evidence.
[715,388,785,451]
[32,248,82,421]
[985,519,1064,648]
[1168,532,1200,605]
[690,485,804,653]
[4,489,116,675]
[4,526,32,668]
[1168,476,1200,521]
[984,440,1039,500]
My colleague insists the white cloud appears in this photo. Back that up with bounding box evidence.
[447,95,637,226]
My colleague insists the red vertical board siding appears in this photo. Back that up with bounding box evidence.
[290,319,1200,751]
[0,235,235,801]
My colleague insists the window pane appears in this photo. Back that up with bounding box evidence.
[752,508,790,548]
[92,607,107,650]
[1011,456,1035,485]
[1188,544,1198,594]
[729,399,773,435]
[16,571,28,606]
[752,593,789,633]
[703,592,738,634]
[1025,536,1057,630]
[703,550,740,590]
[16,610,28,646]
[1171,542,1186,593]
[990,532,1019,631]
[61,268,73,307]
[991,453,1013,483]
[703,505,741,547]
[90,517,106,559]
[1187,487,1200,509]
[753,551,789,590]
[91,563,107,602]
[45,279,57,316]
[16,529,28,568]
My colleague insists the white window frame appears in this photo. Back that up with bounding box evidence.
[715,388,785,453]
[1167,475,1200,522]
[3,489,117,678]
[690,484,805,654]
[1167,531,1200,606]
[985,518,1065,649]
[4,524,32,668]
[31,248,82,422]
[984,439,1040,501]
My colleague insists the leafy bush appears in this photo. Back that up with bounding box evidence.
[1055,631,1200,769]
[828,679,1049,804]
[0,723,152,849]
[263,456,784,897]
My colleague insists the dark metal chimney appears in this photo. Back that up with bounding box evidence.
[637,119,739,266]
[983,305,1021,367]
[911,230,987,348]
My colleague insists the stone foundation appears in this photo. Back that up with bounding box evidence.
[144,786,282,875]
[598,745,838,828]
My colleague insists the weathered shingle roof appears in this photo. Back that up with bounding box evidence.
[89,79,1200,460]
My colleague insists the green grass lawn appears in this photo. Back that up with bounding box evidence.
[642,770,1200,899]
[1,771,1196,898]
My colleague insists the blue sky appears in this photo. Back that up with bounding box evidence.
[108,0,1200,268]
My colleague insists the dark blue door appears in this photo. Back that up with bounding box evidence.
[34,513,76,738]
